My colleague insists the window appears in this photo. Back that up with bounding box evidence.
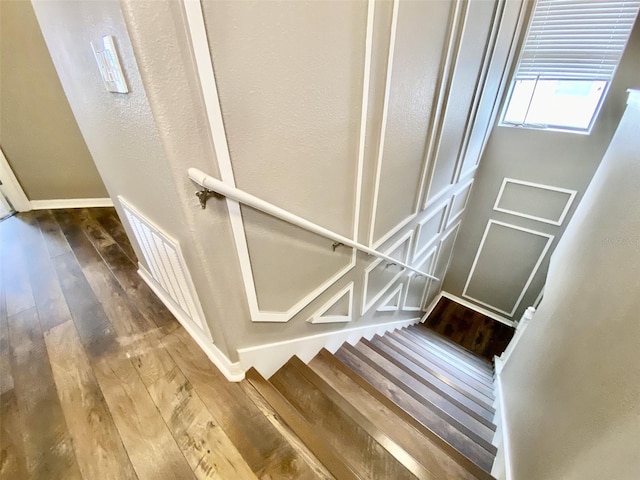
[501,0,640,133]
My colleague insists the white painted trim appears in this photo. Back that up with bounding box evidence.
[361,230,413,315]
[184,0,371,322]
[403,245,437,311]
[377,282,403,312]
[492,368,513,480]
[455,0,506,182]
[462,219,554,318]
[495,306,534,376]
[30,198,113,210]
[441,292,515,327]
[493,178,577,226]
[421,290,444,321]
[307,282,354,324]
[422,0,468,210]
[138,266,244,382]
[368,0,400,247]
[238,316,422,378]
[0,147,31,212]
[413,199,449,261]
[446,178,474,228]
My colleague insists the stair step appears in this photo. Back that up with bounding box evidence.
[309,349,485,480]
[401,328,495,381]
[411,326,494,370]
[357,339,496,444]
[245,368,360,480]
[395,329,495,386]
[374,335,495,408]
[387,331,495,401]
[337,343,496,474]
[270,358,419,480]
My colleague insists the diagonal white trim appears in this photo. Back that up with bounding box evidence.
[413,199,449,261]
[377,282,403,312]
[403,244,438,311]
[422,0,467,211]
[307,282,354,324]
[361,230,413,315]
[493,178,577,226]
[462,219,554,318]
[446,178,474,228]
[184,0,373,322]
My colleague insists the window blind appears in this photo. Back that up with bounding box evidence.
[517,0,640,80]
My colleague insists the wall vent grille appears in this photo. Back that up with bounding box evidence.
[119,197,207,332]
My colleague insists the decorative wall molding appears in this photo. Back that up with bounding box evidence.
[403,245,437,311]
[138,265,244,382]
[462,220,554,318]
[368,0,401,248]
[307,282,354,324]
[30,198,113,210]
[421,0,468,211]
[493,178,577,226]
[446,178,474,228]
[362,230,413,315]
[184,0,374,322]
[377,282,403,312]
[238,316,422,378]
[413,199,449,261]
[455,0,506,182]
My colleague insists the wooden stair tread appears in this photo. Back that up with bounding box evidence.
[400,329,495,382]
[356,339,496,447]
[336,344,496,474]
[409,326,493,371]
[375,334,496,412]
[309,349,483,480]
[394,329,495,387]
[387,331,495,401]
[245,368,360,480]
[270,359,418,480]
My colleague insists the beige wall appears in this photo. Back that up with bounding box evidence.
[0,0,107,200]
[444,15,640,322]
[500,92,640,480]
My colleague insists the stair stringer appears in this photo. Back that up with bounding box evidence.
[238,315,425,379]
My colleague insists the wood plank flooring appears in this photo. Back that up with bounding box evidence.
[0,208,328,480]
[423,297,515,361]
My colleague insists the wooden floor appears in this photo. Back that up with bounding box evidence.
[424,297,515,361]
[0,208,332,480]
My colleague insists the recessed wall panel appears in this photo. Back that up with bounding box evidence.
[244,208,352,312]
[372,0,452,244]
[463,221,553,315]
[202,0,366,237]
[494,179,576,225]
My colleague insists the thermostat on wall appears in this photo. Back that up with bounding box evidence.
[91,36,129,94]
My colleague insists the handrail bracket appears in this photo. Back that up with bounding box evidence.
[195,188,218,209]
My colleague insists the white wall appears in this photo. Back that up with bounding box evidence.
[499,91,640,480]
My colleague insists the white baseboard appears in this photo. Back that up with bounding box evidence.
[137,266,245,382]
[491,365,513,480]
[238,316,423,378]
[441,291,515,327]
[30,197,114,210]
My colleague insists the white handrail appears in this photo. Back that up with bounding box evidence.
[188,168,439,281]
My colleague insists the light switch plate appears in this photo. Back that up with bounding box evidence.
[91,36,129,94]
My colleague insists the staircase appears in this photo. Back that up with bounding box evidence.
[247,324,497,479]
